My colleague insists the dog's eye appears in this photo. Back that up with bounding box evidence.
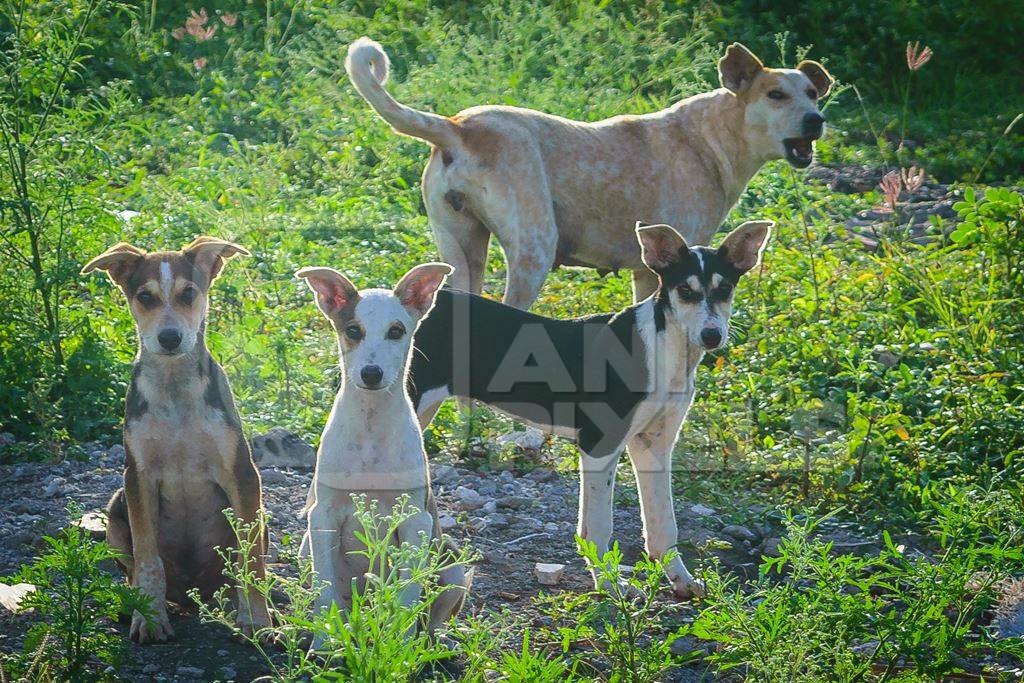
[676,285,702,302]
[767,89,787,100]
[179,287,197,306]
[136,291,157,306]
[386,323,405,340]
[710,283,734,301]
[807,88,818,100]
[344,325,364,341]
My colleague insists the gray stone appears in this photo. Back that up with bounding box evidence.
[872,345,900,369]
[42,477,64,498]
[721,524,759,544]
[761,537,783,557]
[438,514,458,531]
[498,495,533,510]
[73,510,107,540]
[175,665,204,679]
[455,486,485,510]
[252,428,315,469]
[432,464,458,485]
[0,432,15,448]
[690,503,716,517]
[259,468,288,485]
[497,428,545,453]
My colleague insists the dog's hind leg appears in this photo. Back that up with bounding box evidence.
[626,428,704,600]
[424,160,490,296]
[632,268,659,303]
[105,488,134,580]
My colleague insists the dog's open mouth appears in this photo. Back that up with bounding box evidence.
[783,137,816,168]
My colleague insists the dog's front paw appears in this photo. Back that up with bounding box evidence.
[668,572,706,601]
[130,607,173,643]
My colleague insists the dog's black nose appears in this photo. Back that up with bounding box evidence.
[360,364,384,387]
[157,328,182,351]
[802,112,825,137]
[700,328,723,349]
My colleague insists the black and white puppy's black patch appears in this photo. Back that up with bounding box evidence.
[409,220,772,599]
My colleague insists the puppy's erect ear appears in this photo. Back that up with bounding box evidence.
[718,43,764,93]
[394,262,454,318]
[296,267,360,319]
[719,220,773,273]
[636,222,689,273]
[81,243,146,287]
[797,60,834,98]
[183,236,250,282]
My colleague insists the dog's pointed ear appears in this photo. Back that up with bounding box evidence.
[718,43,764,93]
[797,60,833,98]
[296,267,360,319]
[183,236,250,281]
[719,220,773,273]
[636,222,689,273]
[394,263,454,318]
[81,243,146,287]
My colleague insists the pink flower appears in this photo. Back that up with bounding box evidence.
[906,42,933,72]
[187,22,218,41]
[901,165,925,194]
[185,8,209,29]
[221,12,238,27]
[171,27,186,40]
[877,170,902,212]
[193,57,208,70]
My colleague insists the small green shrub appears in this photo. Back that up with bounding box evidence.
[691,489,1024,681]
[195,498,473,682]
[1,505,152,683]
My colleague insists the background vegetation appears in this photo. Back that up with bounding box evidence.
[0,1,1022,678]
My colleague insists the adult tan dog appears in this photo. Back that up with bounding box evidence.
[346,38,832,309]
[82,238,271,643]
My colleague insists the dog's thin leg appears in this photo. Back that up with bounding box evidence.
[219,456,272,635]
[123,461,174,643]
[307,500,346,650]
[631,268,659,303]
[429,207,490,295]
[501,237,556,310]
[395,510,433,626]
[626,431,703,600]
[577,450,619,589]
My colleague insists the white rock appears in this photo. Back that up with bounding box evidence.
[534,562,565,586]
[497,428,545,453]
[0,583,35,613]
[74,510,106,539]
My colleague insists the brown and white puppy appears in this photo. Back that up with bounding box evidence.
[82,237,271,643]
[346,38,831,309]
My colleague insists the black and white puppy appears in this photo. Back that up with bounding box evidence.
[409,220,771,598]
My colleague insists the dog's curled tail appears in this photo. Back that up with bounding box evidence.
[346,37,462,150]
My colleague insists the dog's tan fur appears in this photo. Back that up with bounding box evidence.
[82,238,271,643]
[346,39,832,309]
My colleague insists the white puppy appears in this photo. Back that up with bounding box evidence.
[297,262,470,644]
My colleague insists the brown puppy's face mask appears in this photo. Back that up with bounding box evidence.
[82,237,249,356]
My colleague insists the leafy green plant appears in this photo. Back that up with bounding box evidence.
[534,540,699,682]
[195,497,473,682]
[692,488,1024,681]
[1,504,152,683]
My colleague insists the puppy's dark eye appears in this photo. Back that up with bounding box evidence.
[807,88,818,100]
[179,287,197,306]
[345,325,364,341]
[767,89,787,100]
[137,291,156,306]
[710,283,734,301]
[676,285,702,302]
[386,323,405,340]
